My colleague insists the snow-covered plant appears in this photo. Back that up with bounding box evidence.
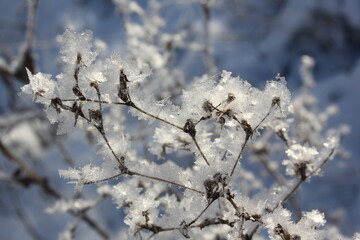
[19,26,355,240]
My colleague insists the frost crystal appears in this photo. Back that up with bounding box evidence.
[20,68,56,104]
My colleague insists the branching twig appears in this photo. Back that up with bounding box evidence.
[247,147,336,239]
[191,135,210,166]
[230,100,280,176]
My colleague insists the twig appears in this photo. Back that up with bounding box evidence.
[275,147,335,210]
[230,102,279,176]
[254,149,302,218]
[248,147,336,239]
[57,98,205,195]
[83,173,124,185]
[130,171,204,195]
[230,134,250,176]
[188,201,214,226]
[61,98,126,106]
[130,103,183,130]
[191,135,210,166]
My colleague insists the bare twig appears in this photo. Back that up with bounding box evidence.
[276,147,335,210]
[130,171,204,195]
[230,101,280,176]
[230,133,250,176]
[186,199,215,227]
[192,135,210,166]
[131,103,183,130]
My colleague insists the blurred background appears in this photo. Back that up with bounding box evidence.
[0,0,359,239]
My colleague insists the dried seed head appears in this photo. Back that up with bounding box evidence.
[290,235,301,240]
[50,98,63,114]
[88,109,103,126]
[295,162,307,181]
[183,119,196,138]
[72,85,86,100]
[274,224,285,235]
[118,69,130,103]
[179,221,190,238]
[72,102,85,126]
[240,119,253,137]
[218,117,225,128]
[202,100,213,113]
[272,97,281,108]
[204,173,229,203]
[73,53,83,83]
[227,93,236,103]
[76,53,82,65]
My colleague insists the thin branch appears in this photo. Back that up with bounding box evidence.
[83,173,124,185]
[307,148,335,177]
[191,135,210,166]
[141,216,235,240]
[130,103,183,130]
[61,98,126,106]
[230,103,279,176]
[230,134,250,176]
[275,147,335,210]
[56,99,205,195]
[187,199,215,227]
[82,161,205,194]
[100,130,128,171]
[254,149,302,218]
[25,0,38,50]
[61,98,183,130]
[248,147,336,239]
[130,170,205,195]
[56,140,75,167]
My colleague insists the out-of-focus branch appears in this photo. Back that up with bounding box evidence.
[0,0,38,83]
[200,2,216,75]
[0,140,110,239]
[6,187,44,240]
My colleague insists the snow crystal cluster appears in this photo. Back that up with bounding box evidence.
[20,28,355,240]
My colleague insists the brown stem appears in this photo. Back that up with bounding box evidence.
[131,103,183,130]
[187,199,215,227]
[83,173,124,185]
[61,98,183,131]
[62,98,127,106]
[192,135,210,166]
[230,135,250,176]
[130,171,205,195]
[230,103,277,176]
